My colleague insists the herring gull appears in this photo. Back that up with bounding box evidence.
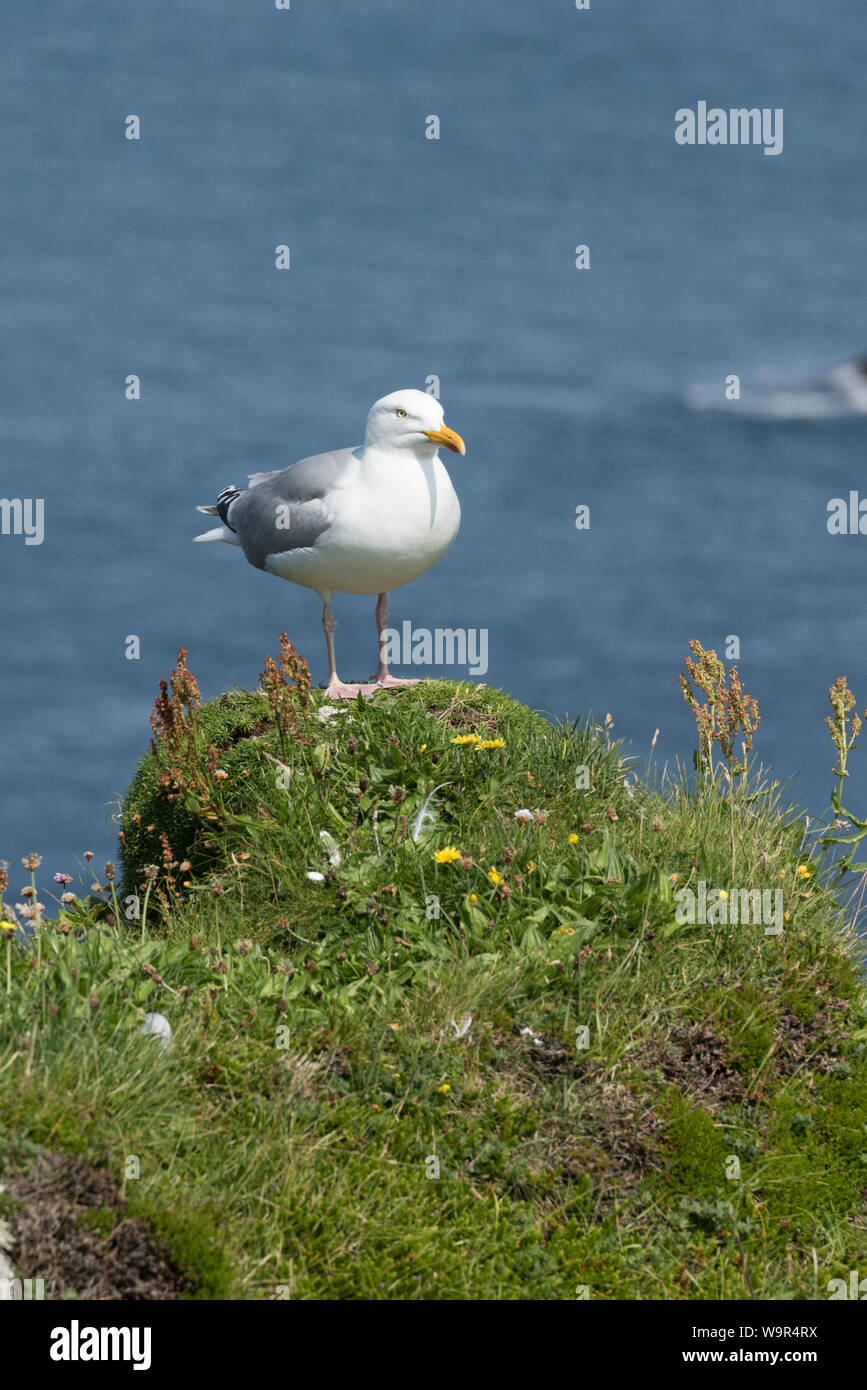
[195,389,466,698]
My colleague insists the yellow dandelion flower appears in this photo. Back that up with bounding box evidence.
[417,744,427,753]
[784,912,791,922]
[487,867,501,885]
[795,864,811,879]
[470,893,478,903]
[719,890,729,901]
[452,733,481,745]
[568,833,579,845]
[555,926,576,936]
[475,738,505,750]
[437,1083,451,1093]
[434,846,462,864]
[0,920,17,937]
[526,860,537,873]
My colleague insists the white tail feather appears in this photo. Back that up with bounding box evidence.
[248,470,279,487]
[194,526,240,545]
[196,503,219,515]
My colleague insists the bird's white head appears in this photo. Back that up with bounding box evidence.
[364,389,466,458]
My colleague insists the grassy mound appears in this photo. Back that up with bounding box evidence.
[2,669,867,1299]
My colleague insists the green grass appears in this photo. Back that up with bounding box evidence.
[2,678,867,1299]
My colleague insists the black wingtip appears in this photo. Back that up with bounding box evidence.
[216,486,242,532]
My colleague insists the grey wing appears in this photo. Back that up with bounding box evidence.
[228,447,359,570]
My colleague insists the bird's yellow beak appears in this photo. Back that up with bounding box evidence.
[423,423,466,455]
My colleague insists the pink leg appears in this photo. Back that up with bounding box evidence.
[321,592,388,700]
[370,592,420,688]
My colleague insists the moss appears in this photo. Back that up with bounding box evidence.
[782,941,864,1024]
[683,982,776,1079]
[132,1199,236,1300]
[75,1207,119,1237]
[655,1090,730,1199]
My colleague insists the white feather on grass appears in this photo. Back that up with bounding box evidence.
[411,782,453,843]
[319,831,341,866]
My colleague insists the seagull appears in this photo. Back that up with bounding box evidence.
[195,388,466,699]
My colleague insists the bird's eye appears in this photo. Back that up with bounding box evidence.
[395,408,407,418]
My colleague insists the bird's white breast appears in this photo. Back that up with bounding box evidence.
[265,448,460,595]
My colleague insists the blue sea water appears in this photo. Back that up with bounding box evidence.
[2,0,866,899]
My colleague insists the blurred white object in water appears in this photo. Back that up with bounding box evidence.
[686,355,867,420]
[826,359,867,411]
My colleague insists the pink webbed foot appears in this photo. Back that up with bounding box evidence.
[324,681,382,701]
[368,674,422,689]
